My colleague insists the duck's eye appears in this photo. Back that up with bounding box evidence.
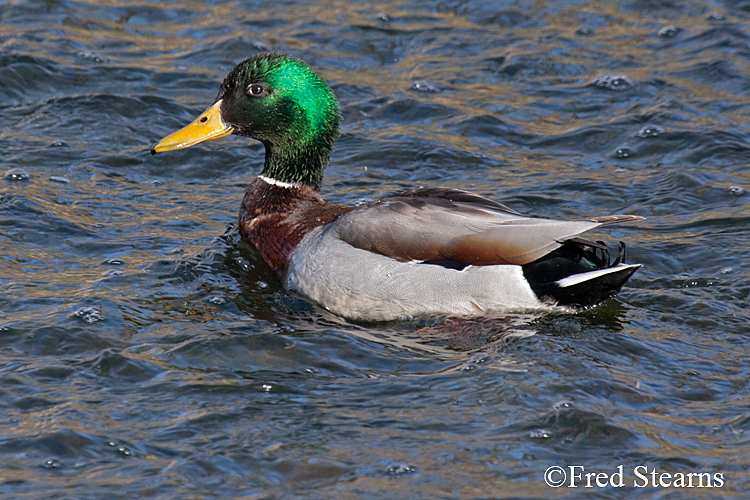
[247,84,265,97]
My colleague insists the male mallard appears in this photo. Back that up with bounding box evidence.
[152,53,643,322]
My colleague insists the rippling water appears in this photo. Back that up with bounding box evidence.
[2,0,750,498]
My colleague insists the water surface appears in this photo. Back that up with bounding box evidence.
[2,0,750,498]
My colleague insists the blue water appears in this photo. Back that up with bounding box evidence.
[2,0,750,498]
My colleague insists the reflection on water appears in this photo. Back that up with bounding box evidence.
[1,0,750,498]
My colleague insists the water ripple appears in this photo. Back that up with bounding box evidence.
[2,0,750,498]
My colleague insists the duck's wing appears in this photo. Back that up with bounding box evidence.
[334,187,643,266]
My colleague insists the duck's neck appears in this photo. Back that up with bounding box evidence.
[260,140,330,191]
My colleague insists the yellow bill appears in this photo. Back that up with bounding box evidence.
[151,99,234,154]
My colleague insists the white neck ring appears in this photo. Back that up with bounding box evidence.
[258,175,302,189]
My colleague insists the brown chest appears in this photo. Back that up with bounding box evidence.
[240,213,309,272]
[238,179,352,273]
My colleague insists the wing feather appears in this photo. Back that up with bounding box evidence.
[333,188,644,266]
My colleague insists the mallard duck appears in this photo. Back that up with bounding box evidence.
[152,52,643,322]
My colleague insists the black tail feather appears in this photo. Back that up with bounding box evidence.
[522,240,640,307]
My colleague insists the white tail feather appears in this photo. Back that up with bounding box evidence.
[555,263,642,288]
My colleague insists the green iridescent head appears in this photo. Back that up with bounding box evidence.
[152,53,341,190]
[217,53,341,188]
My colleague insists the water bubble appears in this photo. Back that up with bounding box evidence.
[386,464,418,475]
[103,258,126,266]
[4,168,30,182]
[658,25,680,37]
[593,74,633,91]
[234,257,251,272]
[720,267,733,274]
[377,12,393,22]
[637,125,663,138]
[43,458,62,469]
[107,441,132,456]
[576,27,594,36]
[467,352,489,365]
[49,176,71,184]
[707,12,725,21]
[411,81,439,93]
[728,186,745,196]
[208,295,226,305]
[262,384,272,392]
[552,400,573,410]
[462,363,477,371]
[72,306,105,324]
[614,147,633,158]
[529,429,553,439]
[77,51,104,63]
